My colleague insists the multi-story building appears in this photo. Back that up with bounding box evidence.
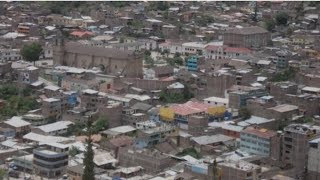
[218,160,262,180]
[0,49,22,62]
[33,147,68,178]
[168,101,211,129]
[158,41,183,55]
[269,81,298,102]
[2,116,31,138]
[118,147,175,174]
[81,89,108,111]
[0,127,15,138]
[204,45,251,60]
[227,85,267,109]
[308,137,320,180]
[23,113,47,126]
[61,72,100,92]
[223,26,270,48]
[41,98,62,120]
[275,50,294,69]
[186,55,205,71]
[182,42,205,55]
[240,126,279,157]
[32,121,73,136]
[14,66,39,85]
[282,124,320,176]
[0,62,12,78]
[135,123,176,148]
[17,22,38,35]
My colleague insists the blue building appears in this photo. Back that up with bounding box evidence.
[186,56,204,71]
[0,127,15,138]
[240,126,277,156]
[63,91,78,107]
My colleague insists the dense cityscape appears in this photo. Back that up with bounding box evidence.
[0,1,320,180]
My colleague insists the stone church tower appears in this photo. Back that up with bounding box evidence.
[53,31,65,66]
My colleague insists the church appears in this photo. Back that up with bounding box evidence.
[53,37,143,78]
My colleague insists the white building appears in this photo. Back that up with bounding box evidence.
[32,121,74,136]
[204,45,252,60]
[203,96,228,107]
[308,138,320,179]
[182,42,205,55]
[159,41,183,54]
[0,49,23,62]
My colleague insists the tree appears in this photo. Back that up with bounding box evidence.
[174,57,184,66]
[162,49,170,58]
[239,107,251,120]
[174,52,181,58]
[271,67,296,82]
[212,159,218,180]
[20,43,43,65]
[275,12,289,26]
[0,168,6,180]
[69,146,81,157]
[93,116,108,133]
[144,55,155,67]
[286,27,293,36]
[163,10,169,20]
[264,19,276,31]
[176,148,201,159]
[144,50,151,56]
[156,1,169,11]
[252,1,258,22]
[83,121,95,180]
[195,15,215,27]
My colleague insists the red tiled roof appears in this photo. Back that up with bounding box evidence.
[241,126,277,139]
[170,101,211,116]
[224,47,251,53]
[70,31,94,37]
[109,136,133,147]
[160,76,175,81]
[205,45,221,51]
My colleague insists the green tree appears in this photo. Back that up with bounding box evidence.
[295,2,305,17]
[286,27,293,36]
[271,67,296,82]
[0,168,6,180]
[144,55,155,67]
[239,107,251,120]
[174,52,181,58]
[83,121,95,180]
[264,19,276,31]
[176,148,201,159]
[93,116,108,133]
[156,1,169,11]
[119,37,124,43]
[275,12,289,26]
[144,50,151,56]
[163,10,169,20]
[162,49,170,58]
[20,43,43,65]
[195,15,215,27]
[69,146,81,157]
[174,57,184,66]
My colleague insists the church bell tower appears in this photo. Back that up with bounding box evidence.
[53,30,65,66]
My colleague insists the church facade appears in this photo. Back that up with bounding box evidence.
[53,38,143,78]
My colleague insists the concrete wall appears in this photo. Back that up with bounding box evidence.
[123,78,175,91]
[206,74,236,98]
